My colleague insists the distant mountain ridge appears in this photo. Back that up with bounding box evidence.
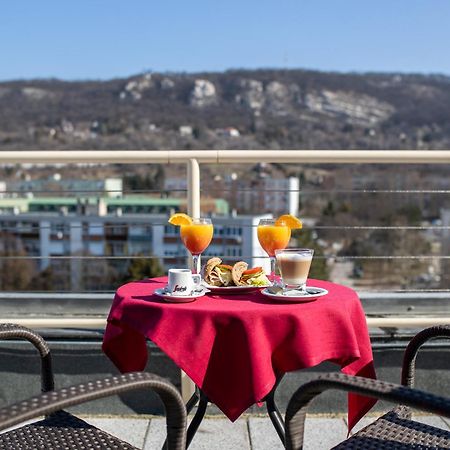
[1,69,450,150]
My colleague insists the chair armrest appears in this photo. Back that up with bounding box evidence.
[0,371,186,450]
[401,325,450,387]
[0,323,54,392]
[285,372,450,450]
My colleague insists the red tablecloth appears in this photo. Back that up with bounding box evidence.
[102,277,376,431]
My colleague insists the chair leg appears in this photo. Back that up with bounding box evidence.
[162,388,201,449]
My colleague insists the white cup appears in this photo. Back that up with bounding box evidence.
[167,268,202,296]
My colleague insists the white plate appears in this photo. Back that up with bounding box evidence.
[153,287,208,303]
[202,281,270,295]
[261,286,328,302]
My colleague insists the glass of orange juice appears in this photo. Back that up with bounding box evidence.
[257,218,291,281]
[180,218,214,274]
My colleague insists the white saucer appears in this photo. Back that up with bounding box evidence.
[153,287,209,303]
[261,286,328,303]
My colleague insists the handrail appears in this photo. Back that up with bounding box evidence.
[2,317,450,330]
[1,149,450,164]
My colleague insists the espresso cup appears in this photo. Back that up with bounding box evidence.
[167,268,201,296]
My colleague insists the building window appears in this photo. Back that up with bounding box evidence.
[51,223,64,234]
[106,224,127,236]
[164,225,178,235]
[225,246,242,257]
[110,242,126,256]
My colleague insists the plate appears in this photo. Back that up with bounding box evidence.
[261,286,328,303]
[202,281,270,295]
[153,287,208,303]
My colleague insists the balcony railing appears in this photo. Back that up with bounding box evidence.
[1,149,450,331]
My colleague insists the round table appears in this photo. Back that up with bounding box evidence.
[103,277,376,442]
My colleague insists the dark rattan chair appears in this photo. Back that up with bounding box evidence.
[0,323,187,450]
[285,325,450,449]
[0,322,55,393]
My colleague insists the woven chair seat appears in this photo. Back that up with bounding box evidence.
[285,327,450,450]
[285,374,450,450]
[334,406,450,449]
[0,410,138,450]
[0,324,186,450]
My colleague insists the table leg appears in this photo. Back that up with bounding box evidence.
[186,390,209,448]
[264,381,285,444]
[163,383,284,448]
[185,386,201,414]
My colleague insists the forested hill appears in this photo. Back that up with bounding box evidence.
[1,69,450,150]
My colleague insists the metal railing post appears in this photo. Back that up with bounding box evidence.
[182,158,201,401]
[187,158,201,218]
[187,158,201,272]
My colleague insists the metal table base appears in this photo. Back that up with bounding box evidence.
[163,380,285,449]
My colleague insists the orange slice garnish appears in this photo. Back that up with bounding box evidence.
[168,213,193,226]
[275,214,303,229]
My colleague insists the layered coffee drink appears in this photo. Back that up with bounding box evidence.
[275,248,314,291]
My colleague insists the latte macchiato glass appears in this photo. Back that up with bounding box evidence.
[275,248,314,293]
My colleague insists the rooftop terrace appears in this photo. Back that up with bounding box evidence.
[0,149,450,448]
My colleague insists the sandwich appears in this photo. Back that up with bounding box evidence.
[231,261,248,286]
[204,257,234,286]
[234,264,270,287]
[204,257,270,287]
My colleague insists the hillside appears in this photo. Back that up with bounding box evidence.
[1,69,450,150]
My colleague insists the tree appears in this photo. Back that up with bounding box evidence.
[123,165,165,192]
[81,256,119,291]
[291,229,329,281]
[340,212,431,288]
[28,266,54,291]
[121,254,165,283]
[0,232,35,291]
[322,201,336,217]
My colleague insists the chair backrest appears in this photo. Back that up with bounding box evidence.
[401,324,450,387]
[284,372,450,450]
[0,323,54,392]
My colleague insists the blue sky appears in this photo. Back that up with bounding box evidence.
[1,0,450,81]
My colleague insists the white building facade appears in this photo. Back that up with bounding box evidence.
[0,204,276,289]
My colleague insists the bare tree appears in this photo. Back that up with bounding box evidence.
[0,232,35,291]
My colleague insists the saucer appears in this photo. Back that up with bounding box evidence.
[153,287,208,303]
[261,286,328,303]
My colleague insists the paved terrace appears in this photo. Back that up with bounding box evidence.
[76,412,450,449]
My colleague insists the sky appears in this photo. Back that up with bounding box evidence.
[1,0,450,81]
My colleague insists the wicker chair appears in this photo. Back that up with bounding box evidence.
[0,323,187,450]
[285,325,450,449]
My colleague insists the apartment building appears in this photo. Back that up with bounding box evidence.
[0,177,123,199]
[164,175,300,216]
[0,196,270,290]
